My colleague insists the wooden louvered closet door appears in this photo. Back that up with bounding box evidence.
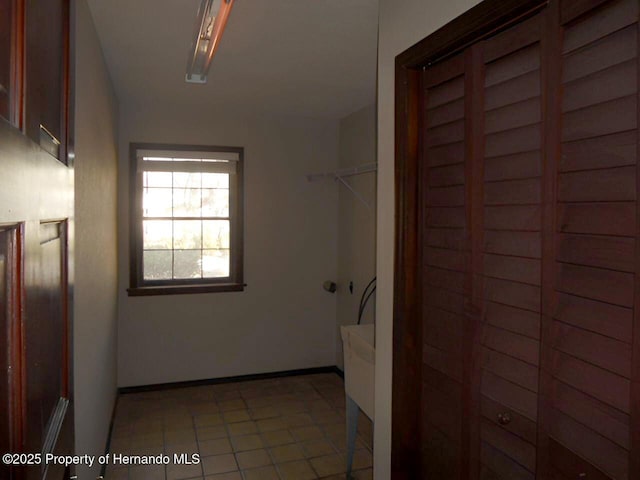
[420,52,469,478]
[478,15,543,480]
[419,12,546,480]
[543,0,638,478]
[404,0,640,479]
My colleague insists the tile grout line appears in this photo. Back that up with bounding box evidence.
[111,374,371,480]
[188,408,205,480]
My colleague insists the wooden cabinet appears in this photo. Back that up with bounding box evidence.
[0,1,74,479]
[0,0,70,159]
[25,0,69,161]
[394,0,639,478]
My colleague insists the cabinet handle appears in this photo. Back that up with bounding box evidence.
[497,412,512,425]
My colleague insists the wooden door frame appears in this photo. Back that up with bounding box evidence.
[392,0,548,477]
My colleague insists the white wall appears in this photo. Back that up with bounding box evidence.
[73,1,119,478]
[116,106,340,387]
[336,104,377,369]
[375,0,481,477]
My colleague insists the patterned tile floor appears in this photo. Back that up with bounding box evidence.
[105,373,373,479]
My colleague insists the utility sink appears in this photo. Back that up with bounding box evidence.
[341,323,375,476]
[341,323,375,419]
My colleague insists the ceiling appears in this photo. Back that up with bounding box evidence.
[86,0,379,119]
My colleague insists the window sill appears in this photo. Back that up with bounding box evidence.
[127,283,245,296]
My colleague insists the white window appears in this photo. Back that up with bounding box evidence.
[128,144,244,295]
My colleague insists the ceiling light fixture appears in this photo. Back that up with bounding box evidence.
[186,0,235,84]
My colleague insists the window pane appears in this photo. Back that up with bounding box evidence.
[174,250,202,279]
[202,189,229,217]
[203,173,229,188]
[144,187,172,217]
[144,171,172,187]
[173,172,201,189]
[173,188,201,217]
[173,220,201,249]
[143,220,172,249]
[203,249,230,278]
[144,250,172,280]
[203,220,230,249]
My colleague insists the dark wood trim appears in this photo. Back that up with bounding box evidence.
[10,0,24,130]
[482,12,541,63]
[66,0,75,169]
[128,141,142,291]
[7,223,25,457]
[226,144,242,287]
[129,142,245,155]
[391,59,421,478]
[233,145,244,289]
[464,43,485,480]
[396,0,547,70]
[60,0,71,166]
[559,0,609,24]
[66,11,76,470]
[118,366,343,394]
[60,220,70,398]
[417,65,429,476]
[128,142,245,295]
[536,1,561,477]
[631,9,640,477]
[127,282,246,297]
[0,223,26,478]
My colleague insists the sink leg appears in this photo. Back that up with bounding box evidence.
[346,394,359,478]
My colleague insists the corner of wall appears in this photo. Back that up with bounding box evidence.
[73,0,120,477]
[336,104,377,369]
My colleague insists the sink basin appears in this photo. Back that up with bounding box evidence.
[340,323,375,419]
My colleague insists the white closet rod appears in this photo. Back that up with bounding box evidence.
[306,162,377,211]
[306,162,377,182]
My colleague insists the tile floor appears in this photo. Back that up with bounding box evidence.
[106,373,373,479]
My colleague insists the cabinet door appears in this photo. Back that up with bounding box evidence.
[0,0,74,479]
[0,0,14,123]
[25,0,68,161]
